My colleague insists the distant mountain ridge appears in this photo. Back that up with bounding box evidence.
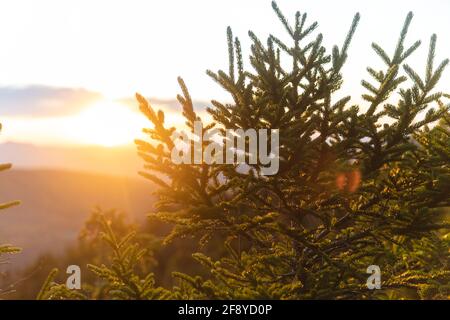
[0,142,142,178]
[0,168,156,268]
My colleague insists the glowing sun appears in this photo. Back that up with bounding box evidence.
[67,100,146,147]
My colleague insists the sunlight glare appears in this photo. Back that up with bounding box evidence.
[66,100,146,147]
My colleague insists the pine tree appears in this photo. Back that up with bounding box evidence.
[0,164,20,256]
[42,1,449,299]
[37,210,170,300]
[0,122,21,297]
[133,2,449,299]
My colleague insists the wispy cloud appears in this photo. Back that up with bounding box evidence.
[0,85,102,117]
[0,86,214,147]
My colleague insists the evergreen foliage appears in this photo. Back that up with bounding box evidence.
[0,163,20,257]
[42,2,449,299]
[0,123,21,297]
[37,209,169,300]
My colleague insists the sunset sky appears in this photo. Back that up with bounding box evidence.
[0,0,449,147]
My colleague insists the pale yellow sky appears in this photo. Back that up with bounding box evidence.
[0,0,449,147]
